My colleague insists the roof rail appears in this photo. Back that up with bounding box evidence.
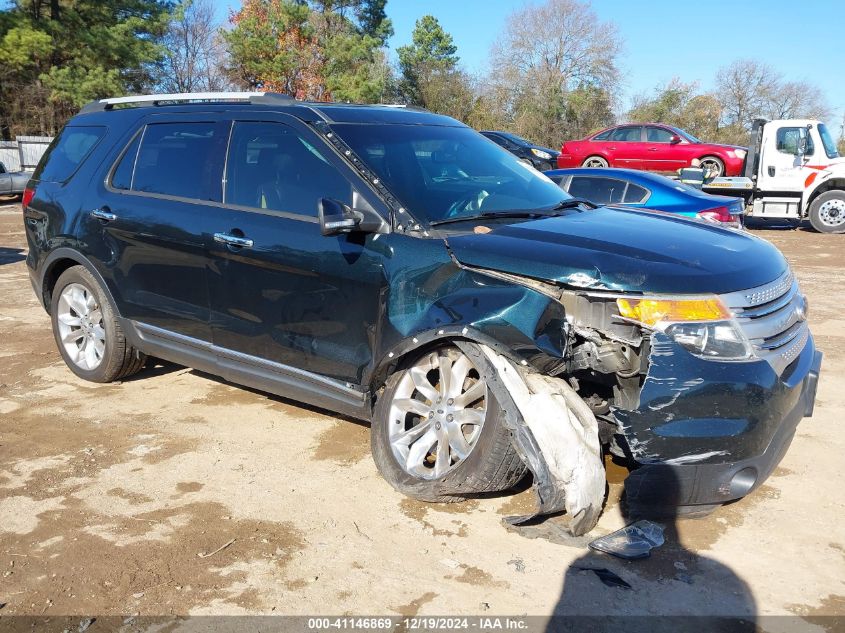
[79,91,295,114]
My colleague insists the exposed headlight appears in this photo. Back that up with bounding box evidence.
[617,296,754,360]
[531,148,552,160]
[731,149,747,160]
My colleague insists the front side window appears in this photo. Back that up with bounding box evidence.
[646,127,674,143]
[609,126,643,142]
[332,123,566,224]
[225,121,351,216]
[34,125,105,183]
[776,127,815,156]
[567,176,626,205]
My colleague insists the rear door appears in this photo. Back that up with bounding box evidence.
[606,125,645,169]
[82,113,229,342]
[205,113,388,390]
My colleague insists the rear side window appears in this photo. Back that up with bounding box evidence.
[609,126,642,142]
[568,176,626,205]
[33,125,105,183]
[111,122,226,201]
[592,130,612,141]
[623,183,649,203]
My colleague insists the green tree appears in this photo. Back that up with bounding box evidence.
[627,79,726,141]
[224,0,391,102]
[0,0,173,137]
[396,15,458,105]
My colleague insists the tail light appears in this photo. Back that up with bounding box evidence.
[696,206,734,224]
[22,187,35,211]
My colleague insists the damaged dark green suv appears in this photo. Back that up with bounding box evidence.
[23,93,822,535]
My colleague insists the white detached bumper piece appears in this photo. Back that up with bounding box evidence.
[479,345,605,536]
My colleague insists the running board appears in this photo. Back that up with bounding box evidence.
[122,320,370,420]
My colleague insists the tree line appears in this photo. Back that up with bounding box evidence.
[0,0,842,155]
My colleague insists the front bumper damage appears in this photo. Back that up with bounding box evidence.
[616,332,822,511]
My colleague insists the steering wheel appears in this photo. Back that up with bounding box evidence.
[445,189,489,218]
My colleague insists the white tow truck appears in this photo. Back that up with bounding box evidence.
[698,118,845,233]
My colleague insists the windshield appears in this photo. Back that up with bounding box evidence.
[501,131,532,145]
[818,123,839,159]
[672,126,702,144]
[331,124,568,224]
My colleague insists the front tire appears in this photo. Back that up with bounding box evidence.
[809,190,845,233]
[50,265,146,383]
[371,345,526,502]
[582,155,608,168]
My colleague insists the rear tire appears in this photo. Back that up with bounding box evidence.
[809,190,845,233]
[699,155,724,178]
[50,265,146,383]
[371,344,526,503]
[582,156,608,168]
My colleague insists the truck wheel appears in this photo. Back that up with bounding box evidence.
[50,265,146,383]
[809,191,845,233]
[699,156,724,177]
[371,345,527,503]
[582,156,608,168]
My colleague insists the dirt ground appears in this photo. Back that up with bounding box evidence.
[1,203,843,625]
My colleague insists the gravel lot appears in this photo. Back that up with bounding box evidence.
[1,203,843,625]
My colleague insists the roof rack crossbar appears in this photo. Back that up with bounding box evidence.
[79,91,296,113]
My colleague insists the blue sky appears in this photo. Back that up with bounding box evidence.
[213,0,845,133]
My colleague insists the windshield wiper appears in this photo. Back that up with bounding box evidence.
[429,210,549,227]
[428,199,597,227]
[547,197,598,210]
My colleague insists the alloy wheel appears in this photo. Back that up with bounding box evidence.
[388,349,487,479]
[56,283,106,371]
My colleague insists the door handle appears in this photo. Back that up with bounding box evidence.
[608,146,617,150]
[768,166,776,177]
[214,232,253,248]
[90,208,117,222]
[647,147,659,151]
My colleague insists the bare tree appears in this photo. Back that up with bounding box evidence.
[488,0,621,146]
[716,59,830,132]
[159,0,233,93]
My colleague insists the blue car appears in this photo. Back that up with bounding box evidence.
[544,167,745,228]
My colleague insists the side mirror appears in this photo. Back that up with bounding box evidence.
[795,134,808,157]
[318,197,387,236]
[669,134,682,144]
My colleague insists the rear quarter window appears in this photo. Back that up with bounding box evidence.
[32,125,106,183]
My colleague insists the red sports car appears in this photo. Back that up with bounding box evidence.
[557,123,747,177]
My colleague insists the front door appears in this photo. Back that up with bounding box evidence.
[757,124,814,193]
[643,126,687,172]
[206,116,388,387]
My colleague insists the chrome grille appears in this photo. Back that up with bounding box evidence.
[721,269,809,375]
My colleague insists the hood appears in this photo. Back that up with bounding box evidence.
[446,206,786,295]
[531,144,560,156]
[699,142,747,152]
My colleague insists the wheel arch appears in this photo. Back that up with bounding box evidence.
[368,327,530,397]
[40,248,119,316]
[805,178,845,212]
